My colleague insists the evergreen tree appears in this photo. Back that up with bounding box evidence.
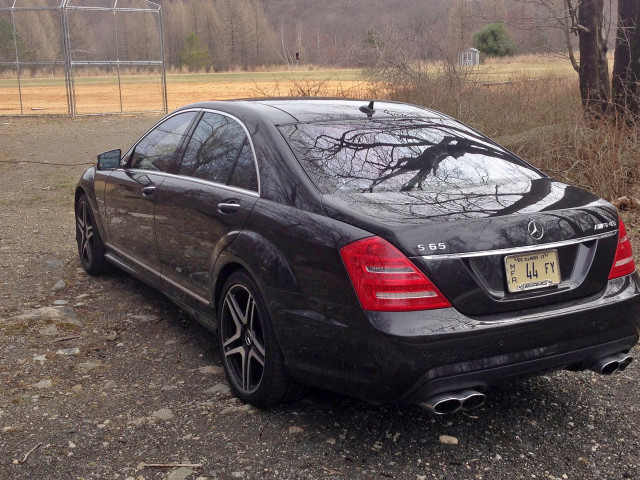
[472,23,515,57]
[179,31,211,71]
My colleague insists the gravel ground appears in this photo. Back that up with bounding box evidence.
[1,115,639,480]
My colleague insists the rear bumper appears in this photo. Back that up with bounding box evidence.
[268,273,640,404]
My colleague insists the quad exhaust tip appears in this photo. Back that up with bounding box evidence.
[421,389,486,415]
[589,352,633,376]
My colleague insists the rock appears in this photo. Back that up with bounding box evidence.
[56,348,80,356]
[439,435,458,445]
[38,325,60,336]
[32,379,52,389]
[52,300,68,306]
[220,404,255,415]
[52,279,66,291]
[45,259,62,268]
[33,354,47,362]
[104,331,118,341]
[76,362,101,373]
[204,383,230,395]
[231,472,245,479]
[167,467,193,480]
[152,408,174,420]
[71,384,82,393]
[198,365,224,375]
[288,426,304,434]
[494,454,503,461]
[9,306,82,327]
[326,437,337,445]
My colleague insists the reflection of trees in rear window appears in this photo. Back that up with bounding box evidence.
[279,119,542,194]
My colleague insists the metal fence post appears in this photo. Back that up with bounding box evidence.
[61,0,75,117]
[10,8,24,115]
[159,7,168,114]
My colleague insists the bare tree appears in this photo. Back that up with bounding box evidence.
[612,0,640,119]
[577,0,611,116]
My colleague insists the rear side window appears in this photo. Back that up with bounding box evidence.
[130,112,196,172]
[279,118,542,194]
[179,112,258,192]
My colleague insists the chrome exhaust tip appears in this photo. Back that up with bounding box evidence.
[421,393,462,415]
[613,353,633,371]
[459,390,486,411]
[421,389,485,415]
[589,352,633,375]
[590,356,620,375]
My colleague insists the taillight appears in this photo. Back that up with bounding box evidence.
[340,236,451,312]
[609,217,637,279]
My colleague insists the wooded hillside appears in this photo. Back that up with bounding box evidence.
[0,0,620,72]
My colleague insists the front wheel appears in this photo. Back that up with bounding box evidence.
[76,194,108,276]
[218,271,302,407]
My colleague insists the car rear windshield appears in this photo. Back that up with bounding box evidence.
[278,118,543,194]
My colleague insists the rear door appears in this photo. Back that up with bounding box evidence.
[104,111,198,273]
[154,111,260,304]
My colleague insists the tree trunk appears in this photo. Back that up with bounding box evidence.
[578,0,611,116]
[612,0,640,119]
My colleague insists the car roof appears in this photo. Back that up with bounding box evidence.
[176,98,446,125]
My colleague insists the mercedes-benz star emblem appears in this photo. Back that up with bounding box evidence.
[527,220,544,240]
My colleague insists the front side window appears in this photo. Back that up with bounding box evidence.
[130,112,196,172]
[179,112,258,192]
[279,118,542,194]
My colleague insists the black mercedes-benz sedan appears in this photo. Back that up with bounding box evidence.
[75,98,640,413]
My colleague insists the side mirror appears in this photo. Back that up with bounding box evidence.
[97,149,121,171]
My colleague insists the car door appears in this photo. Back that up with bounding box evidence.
[154,111,260,304]
[104,111,198,273]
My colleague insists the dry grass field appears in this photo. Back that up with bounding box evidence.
[0,57,578,115]
[0,70,367,115]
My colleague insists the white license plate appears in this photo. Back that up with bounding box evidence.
[504,249,561,293]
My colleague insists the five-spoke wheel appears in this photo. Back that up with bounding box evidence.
[220,283,266,394]
[218,271,301,407]
[75,194,107,275]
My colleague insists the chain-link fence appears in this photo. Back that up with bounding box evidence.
[0,0,167,116]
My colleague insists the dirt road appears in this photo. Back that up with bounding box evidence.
[1,115,639,480]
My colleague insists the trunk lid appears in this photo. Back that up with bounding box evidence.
[323,178,620,316]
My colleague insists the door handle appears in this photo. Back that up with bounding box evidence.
[141,185,157,196]
[217,199,240,214]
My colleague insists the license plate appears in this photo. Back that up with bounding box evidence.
[504,249,561,293]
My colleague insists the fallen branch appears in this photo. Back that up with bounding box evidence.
[141,463,203,469]
[321,466,347,477]
[21,443,43,464]
[52,335,82,343]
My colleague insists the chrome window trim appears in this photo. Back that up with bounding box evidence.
[124,169,260,198]
[420,230,617,260]
[106,244,211,306]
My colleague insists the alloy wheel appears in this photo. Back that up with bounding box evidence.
[76,200,94,268]
[220,284,266,394]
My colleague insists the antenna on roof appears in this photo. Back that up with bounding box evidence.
[359,101,375,117]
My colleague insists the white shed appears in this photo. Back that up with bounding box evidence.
[459,48,480,66]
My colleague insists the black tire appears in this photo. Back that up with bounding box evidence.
[218,271,302,407]
[75,194,108,276]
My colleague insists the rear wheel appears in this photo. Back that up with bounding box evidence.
[218,271,302,407]
[76,194,108,275]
